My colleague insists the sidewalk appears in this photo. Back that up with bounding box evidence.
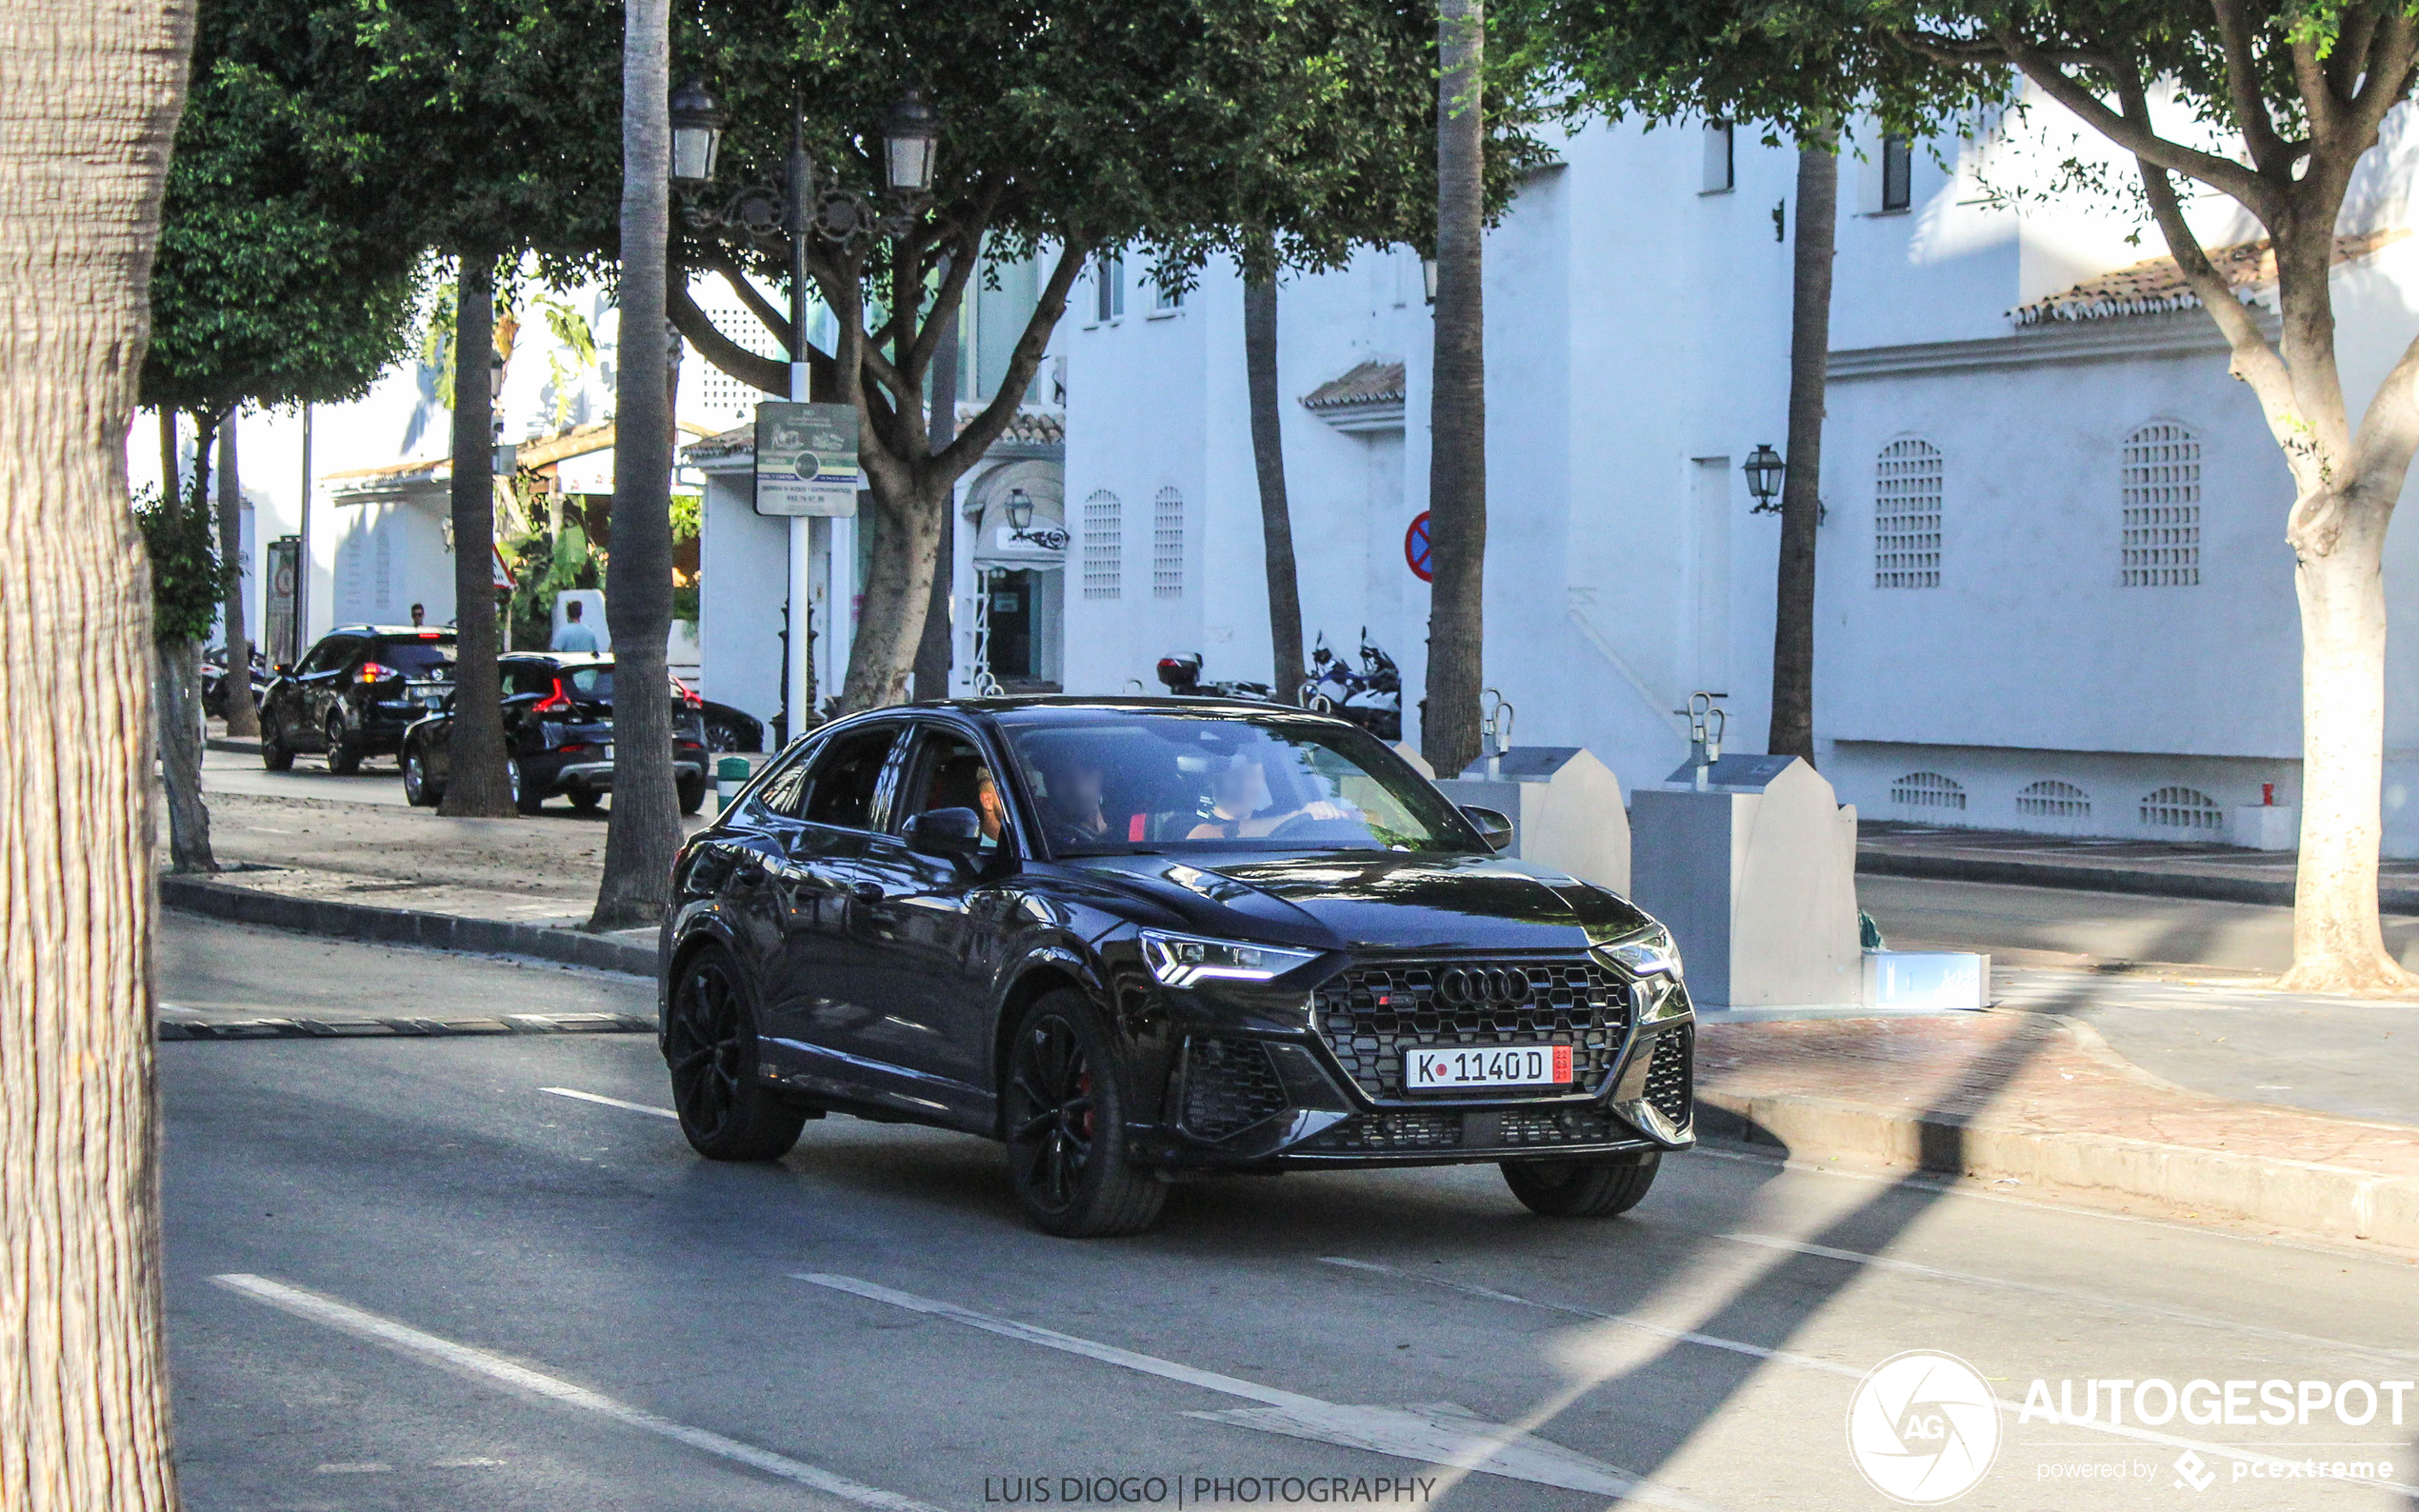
[1858,818,2419,911]
[158,770,2419,1255]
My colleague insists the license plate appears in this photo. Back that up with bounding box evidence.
[1404,1044,1572,1091]
[601,744,614,761]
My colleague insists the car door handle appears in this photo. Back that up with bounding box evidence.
[849,881,886,904]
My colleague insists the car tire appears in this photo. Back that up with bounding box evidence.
[1500,1151,1661,1219]
[324,714,362,775]
[664,945,807,1162]
[568,787,602,812]
[1002,990,1167,1238]
[261,722,294,772]
[402,745,438,807]
[677,775,706,815]
[507,757,546,815]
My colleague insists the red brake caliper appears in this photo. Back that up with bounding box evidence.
[1077,1071,1094,1140]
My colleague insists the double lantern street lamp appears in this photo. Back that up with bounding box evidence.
[668,79,939,249]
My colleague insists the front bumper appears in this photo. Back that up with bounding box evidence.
[1131,969,1695,1172]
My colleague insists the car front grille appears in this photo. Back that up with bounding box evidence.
[1305,1111,1462,1151]
[1177,1037,1289,1140]
[1310,957,1632,1103]
[1642,1026,1692,1125]
[1496,1105,1626,1147]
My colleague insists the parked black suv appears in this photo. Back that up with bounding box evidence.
[400,653,711,814]
[261,626,455,773]
[659,697,1693,1237]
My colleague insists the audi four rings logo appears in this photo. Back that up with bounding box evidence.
[1437,967,1531,1005]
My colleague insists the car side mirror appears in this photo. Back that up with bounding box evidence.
[1459,804,1514,853]
[904,806,986,857]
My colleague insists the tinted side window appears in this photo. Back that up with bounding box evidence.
[895,728,1007,850]
[753,746,814,818]
[504,663,556,697]
[803,727,899,831]
[300,638,356,676]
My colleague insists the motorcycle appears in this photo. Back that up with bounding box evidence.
[1155,652,1278,704]
[1298,629,1402,741]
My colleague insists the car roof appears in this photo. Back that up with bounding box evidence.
[327,624,455,639]
[859,694,1361,728]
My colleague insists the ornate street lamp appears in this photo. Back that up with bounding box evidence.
[1005,487,1034,531]
[884,90,941,195]
[669,78,727,188]
[1742,444,1785,512]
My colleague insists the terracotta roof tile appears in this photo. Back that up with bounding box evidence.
[2012,228,2408,325]
[1300,359,1406,409]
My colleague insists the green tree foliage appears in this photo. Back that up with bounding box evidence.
[131,483,232,646]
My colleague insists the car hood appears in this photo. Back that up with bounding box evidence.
[1066,849,1651,953]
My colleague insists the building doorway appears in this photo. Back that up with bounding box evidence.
[980,565,1062,692]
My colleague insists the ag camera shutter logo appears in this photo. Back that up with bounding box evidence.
[1846,1350,2002,1503]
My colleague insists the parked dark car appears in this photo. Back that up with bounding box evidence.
[699,699,765,754]
[203,646,268,720]
[399,653,711,814]
[260,626,456,773]
[658,697,1693,1237]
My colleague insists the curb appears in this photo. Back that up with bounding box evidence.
[1693,1089,2419,1252]
[159,1011,654,1041]
[1853,846,2419,915]
[206,735,263,756]
[158,874,655,978]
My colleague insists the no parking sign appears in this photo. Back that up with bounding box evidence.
[1404,510,1433,582]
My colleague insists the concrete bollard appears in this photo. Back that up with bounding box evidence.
[715,755,751,812]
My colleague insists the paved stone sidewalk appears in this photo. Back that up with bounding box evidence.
[1860,817,2419,910]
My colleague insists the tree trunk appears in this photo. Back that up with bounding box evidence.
[1767,133,1837,763]
[1246,269,1305,703]
[157,408,177,507]
[154,635,214,872]
[215,411,257,735]
[841,475,948,710]
[439,252,512,817]
[1422,0,1487,777]
[0,0,192,1501]
[590,0,680,932]
[2277,495,2407,992]
[912,301,959,701]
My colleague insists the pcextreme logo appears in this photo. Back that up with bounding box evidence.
[1846,1351,2003,1504]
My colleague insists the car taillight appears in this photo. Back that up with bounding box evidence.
[356,662,393,684]
[670,676,703,709]
[533,677,574,713]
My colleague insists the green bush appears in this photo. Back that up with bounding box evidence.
[132,482,233,646]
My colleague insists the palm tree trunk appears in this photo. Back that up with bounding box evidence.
[439,252,513,816]
[1245,269,1305,701]
[216,410,258,735]
[1422,0,1488,777]
[155,634,214,871]
[590,0,680,931]
[0,0,192,1500]
[1767,131,1837,762]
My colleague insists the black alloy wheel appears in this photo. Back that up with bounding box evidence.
[568,787,602,811]
[324,712,362,775]
[663,946,808,1161]
[1002,991,1165,1238]
[509,757,545,815]
[1500,1151,1661,1218]
[261,718,293,772]
[402,744,438,806]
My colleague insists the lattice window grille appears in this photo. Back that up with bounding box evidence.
[1080,489,1122,601]
[1890,770,1966,810]
[2016,780,2091,820]
[2122,421,2202,587]
[1875,439,1943,588]
[2141,786,2223,830]
[1152,487,1186,600]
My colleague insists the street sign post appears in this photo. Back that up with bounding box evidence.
[753,401,861,517]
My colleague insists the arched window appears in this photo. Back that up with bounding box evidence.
[1890,770,1966,811]
[1875,439,1942,588]
[1152,487,1186,599]
[1080,489,1122,601]
[2141,786,2222,831]
[2017,780,2091,820]
[2122,421,2201,587]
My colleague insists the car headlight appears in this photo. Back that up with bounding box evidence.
[1138,929,1322,987]
[1596,925,1682,980]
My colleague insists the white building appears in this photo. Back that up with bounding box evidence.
[1046,90,2419,855]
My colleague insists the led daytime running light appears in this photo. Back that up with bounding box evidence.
[1138,929,1319,988]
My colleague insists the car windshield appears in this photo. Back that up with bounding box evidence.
[374,639,455,679]
[997,708,1476,856]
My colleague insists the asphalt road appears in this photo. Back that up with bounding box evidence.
[159,923,2419,1511]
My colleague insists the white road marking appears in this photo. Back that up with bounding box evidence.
[540,1086,679,1120]
[1317,1256,2419,1494]
[1713,1229,2419,1366]
[314,1462,391,1474]
[791,1272,1717,1512]
[214,1274,945,1512]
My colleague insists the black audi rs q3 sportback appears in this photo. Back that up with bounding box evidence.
[658,697,1694,1236]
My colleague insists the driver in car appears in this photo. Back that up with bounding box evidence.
[1035,750,1115,847]
[973,766,1007,847]
[1187,752,1350,840]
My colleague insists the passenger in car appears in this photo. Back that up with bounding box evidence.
[973,766,1007,847]
[1186,753,1349,840]
[1035,750,1114,847]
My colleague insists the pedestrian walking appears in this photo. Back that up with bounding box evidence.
[552,598,600,653]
